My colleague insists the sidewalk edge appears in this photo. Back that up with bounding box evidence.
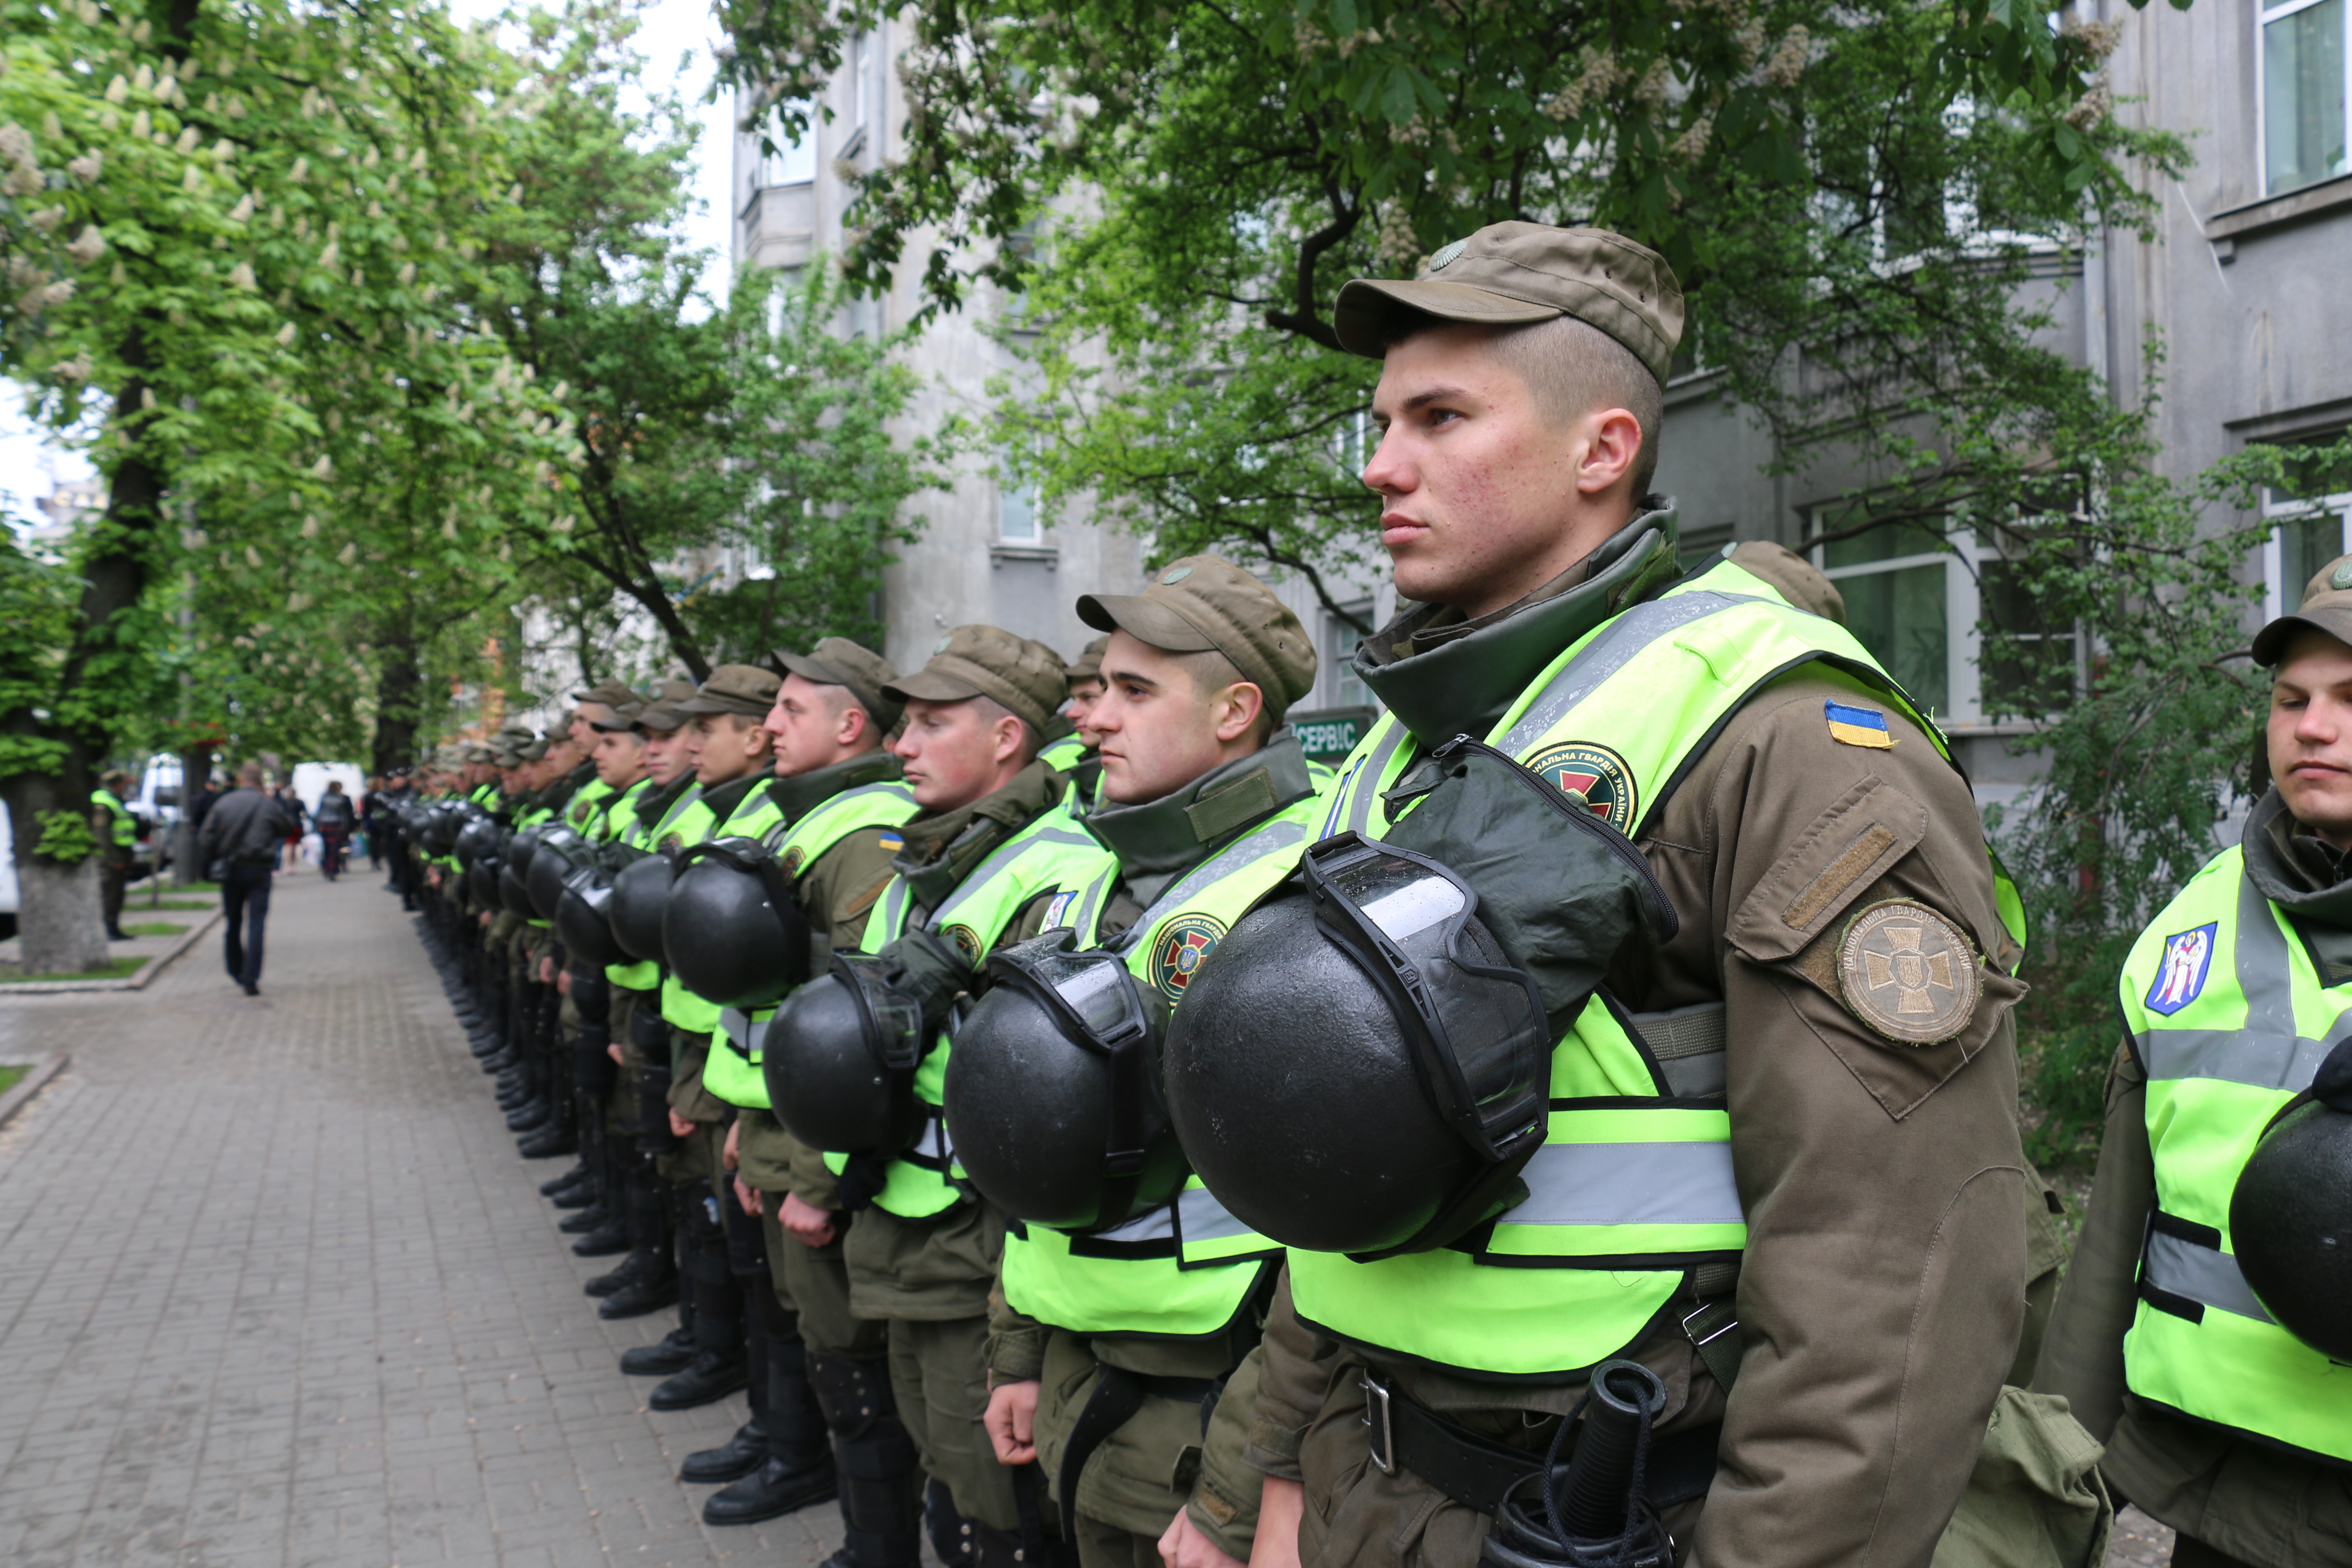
[0,1050,70,1130]
[0,907,222,996]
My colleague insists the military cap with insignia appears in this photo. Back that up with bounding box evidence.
[883,625,1069,738]
[1078,554,1319,721]
[767,637,903,732]
[632,677,701,734]
[1332,220,1683,388]
[1066,634,1111,686]
[675,662,782,718]
[2254,551,2352,665]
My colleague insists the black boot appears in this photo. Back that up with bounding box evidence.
[703,1300,836,1525]
[569,1212,629,1256]
[811,1354,926,1568]
[517,1118,576,1159]
[681,1419,768,1485]
[651,1199,745,1410]
[929,1480,977,1568]
[542,1161,596,1202]
[598,1170,680,1317]
[620,1321,698,1377]
[558,1193,615,1232]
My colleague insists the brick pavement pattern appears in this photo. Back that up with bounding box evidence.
[0,870,843,1568]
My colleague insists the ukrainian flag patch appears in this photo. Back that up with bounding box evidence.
[1825,701,1895,749]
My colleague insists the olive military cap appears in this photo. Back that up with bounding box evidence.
[2256,552,2352,665]
[632,677,701,735]
[1332,221,1684,388]
[884,625,1069,738]
[769,637,903,733]
[676,663,782,719]
[572,680,643,731]
[518,736,550,762]
[1066,634,1112,686]
[585,694,647,732]
[1078,554,1319,721]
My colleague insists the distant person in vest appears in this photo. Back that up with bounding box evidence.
[91,769,140,940]
[2035,559,2352,1568]
[197,760,296,997]
[1176,224,2040,1568]
[962,557,1321,1568]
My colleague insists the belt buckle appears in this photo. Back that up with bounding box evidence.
[1360,1372,1394,1473]
[1680,1300,1738,1347]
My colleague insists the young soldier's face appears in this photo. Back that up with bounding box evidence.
[1065,677,1106,746]
[2272,629,2352,848]
[1091,632,1258,805]
[591,729,647,787]
[1362,323,1635,619]
[687,714,770,786]
[891,697,1020,812]
[766,674,863,778]
[641,729,693,787]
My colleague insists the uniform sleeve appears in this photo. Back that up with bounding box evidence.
[2031,1043,2152,1442]
[984,1279,1050,1384]
[1187,1341,1268,1560]
[1245,1267,1322,1483]
[1649,677,2033,1568]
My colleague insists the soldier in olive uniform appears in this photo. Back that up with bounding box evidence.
[1176,225,2045,1568]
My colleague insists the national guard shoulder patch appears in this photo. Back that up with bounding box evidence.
[2144,922,2217,1016]
[778,845,806,878]
[1825,702,1895,749]
[1837,899,1980,1046]
[1152,912,1228,1004]
[1523,741,1638,828]
[658,832,685,855]
[943,923,983,963]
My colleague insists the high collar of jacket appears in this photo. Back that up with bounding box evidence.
[1084,731,1317,906]
[892,760,1067,911]
[767,749,903,826]
[2245,785,2352,929]
[696,771,766,827]
[636,774,696,825]
[1357,501,1683,746]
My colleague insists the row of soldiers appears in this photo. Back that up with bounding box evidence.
[373,220,2341,1568]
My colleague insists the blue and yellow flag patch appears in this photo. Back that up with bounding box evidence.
[1825,701,1895,749]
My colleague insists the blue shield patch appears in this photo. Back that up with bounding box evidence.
[2144,922,2218,1017]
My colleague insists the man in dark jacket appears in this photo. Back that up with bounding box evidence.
[197,761,294,996]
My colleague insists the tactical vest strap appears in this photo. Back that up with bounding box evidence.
[1629,1003,1728,1099]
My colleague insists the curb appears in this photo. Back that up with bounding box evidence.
[0,1051,69,1130]
[0,907,222,996]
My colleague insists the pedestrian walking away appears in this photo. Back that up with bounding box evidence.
[197,760,297,996]
[315,779,356,881]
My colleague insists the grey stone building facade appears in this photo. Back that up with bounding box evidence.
[728,3,2352,774]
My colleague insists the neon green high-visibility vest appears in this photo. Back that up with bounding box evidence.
[1285,555,2017,1378]
[564,777,617,835]
[705,780,922,1110]
[2116,845,2352,1463]
[824,803,1115,1220]
[995,798,1318,1341]
[94,789,135,847]
[1039,735,1090,772]
[659,783,790,1034]
[603,780,702,991]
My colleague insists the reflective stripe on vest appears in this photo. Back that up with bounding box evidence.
[705,781,921,1110]
[1287,559,1985,1379]
[995,800,1320,1341]
[827,804,1116,1220]
[2117,845,2352,1463]
[660,789,789,1033]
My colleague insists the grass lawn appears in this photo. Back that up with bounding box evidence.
[0,956,146,984]
[137,897,214,910]
[0,1066,23,1098]
[122,921,186,937]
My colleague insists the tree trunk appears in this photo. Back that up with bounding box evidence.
[1,788,107,976]
[374,618,423,775]
[173,744,211,885]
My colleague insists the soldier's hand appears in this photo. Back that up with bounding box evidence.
[723,1119,740,1171]
[479,911,491,928]
[668,1109,695,1139]
[779,1192,837,1248]
[539,957,556,986]
[1159,1508,1248,1568]
[733,1176,762,1217]
[606,1041,623,1064]
[1248,1479,1304,1568]
[557,969,572,997]
[984,1379,1040,1466]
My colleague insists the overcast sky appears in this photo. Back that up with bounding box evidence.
[0,0,734,532]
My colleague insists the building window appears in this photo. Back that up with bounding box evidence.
[998,453,1041,544]
[2263,0,2349,196]
[1324,601,1374,709]
[1819,517,1954,717]
[762,102,817,187]
[2263,445,2352,617]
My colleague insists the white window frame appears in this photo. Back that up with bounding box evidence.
[997,446,1042,544]
[761,99,818,189]
[2258,0,2352,197]
[2262,481,2352,620]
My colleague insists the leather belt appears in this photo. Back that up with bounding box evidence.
[1058,1365,1227,1542]
[1360,1369,1720,1517]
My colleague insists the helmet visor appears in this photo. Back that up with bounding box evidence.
[833,952,927,1072]
[1304,833,1549,1164]
[989,930,1150,1055]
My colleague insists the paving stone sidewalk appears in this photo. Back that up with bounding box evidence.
[0,871,841,1568]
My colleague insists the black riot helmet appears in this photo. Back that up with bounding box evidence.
[1163,837,1549,1258]
[2230,1044,2352,1361]
[466,848,504,910]
[661,837,813,1010]
[497,827,538,916]
[609,851,676,962]
[454,815,503,871]
[505,823,545,884]
[419,801,465,856]
[1164,739,1674,1260]
[764,952,931,1156]
[555,863,626,971]
[944,930,1184,1233]
[526,824,591,920]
